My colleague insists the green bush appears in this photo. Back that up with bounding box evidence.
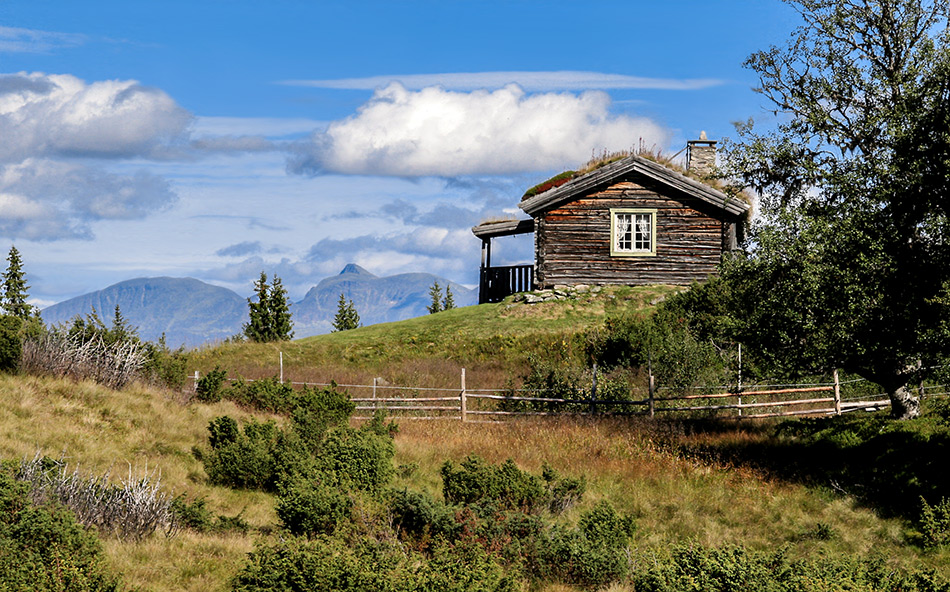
[143,336,190,390]
[389,488,458,542]
[317,424,395,494]
[276,480,352,537]
[202,418,286,491]
[0,314,22,373]
[536,501,634,588]
[920,496,950,548]
[0,468,120,591]
[195,365,228,403]
[441,456,551,514]
[224,376,297,413]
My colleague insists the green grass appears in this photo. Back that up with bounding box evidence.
[189,285,680,389]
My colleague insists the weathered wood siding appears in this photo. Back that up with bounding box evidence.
[534,178,738,288]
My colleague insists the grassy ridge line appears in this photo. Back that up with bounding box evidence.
[189,285,679,389]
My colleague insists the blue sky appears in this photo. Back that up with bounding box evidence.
[0,0,799,307]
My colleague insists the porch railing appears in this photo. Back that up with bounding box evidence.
[479,264,533,304]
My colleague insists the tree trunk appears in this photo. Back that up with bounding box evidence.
[888,383,920,420]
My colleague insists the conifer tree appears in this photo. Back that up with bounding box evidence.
[332,293,360,332]
[427,281,442,314]
[442,284,455,311]
[244,272,293,342]
[2,246,32,319]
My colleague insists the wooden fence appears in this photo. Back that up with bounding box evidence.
[194,367,899,423]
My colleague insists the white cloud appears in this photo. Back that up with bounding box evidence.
[0,72,192,162]
[0,159,176,240]
[280,71,722,92]
[289,83,670,177]
[0,26,86,54]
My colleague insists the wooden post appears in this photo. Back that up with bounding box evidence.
[590,363,597,415]
[373,377,378,410]
[833,369,841,415]
[460,368,468,423]
[648,352,655,418]
[737,344,743,417]
[279,351,284,383]
[193,370,199,392]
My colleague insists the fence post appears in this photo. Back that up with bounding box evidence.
[833,369,841,415]
[737,343,743,417]
[193,370,199,392]
[460,368,468,423]
[648,352,655,418]
[590,362,597,415]
[279,351,283,383]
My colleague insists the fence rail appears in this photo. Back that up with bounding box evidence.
[196,367,902,423]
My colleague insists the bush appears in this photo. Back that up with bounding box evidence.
[276,480,352,537]
[389,489,458,542]
[195,365,228,403]
[317,425,395,494]
[536,501,634,588]
[0,314,22,373]
[224,376,297,413]
[202,418,285,491]
[143,336,190,390]
[0,467,120,591]
[442,456,558,514]
[920,496,950,548]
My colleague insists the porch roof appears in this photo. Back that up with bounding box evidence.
[471,218,535,240]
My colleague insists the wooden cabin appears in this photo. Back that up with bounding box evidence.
[472,137,750,303]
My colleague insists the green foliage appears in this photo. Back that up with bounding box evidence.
[231,535,518,592]
[223,376,297,413]
[522,170,576,199]
[332,292,360,331]
[244,272,294,342]
[633,544,950,592]
[0,467,120,592]
[721,0,950,418]
[316,424,395,493]
[0,314,22,373]
[427,281,443,314]
[195,365,228,403]
[170,495,249,534]
[275,480,352,537]
[920,496,950,548]
[143,335,190,390]
[389,488,458,541]
[1,245,34,320]
[443,284,456,311]
[203,417,287,491]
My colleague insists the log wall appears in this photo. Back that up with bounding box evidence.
[534,178,738,288]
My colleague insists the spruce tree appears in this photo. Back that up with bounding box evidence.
[426,281,442,314]
[244,272,293,342]
[442,284,455,311]
[2,246,32,319]
[332,293,360,332]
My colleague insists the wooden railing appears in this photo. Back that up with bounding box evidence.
[479,264,533,304]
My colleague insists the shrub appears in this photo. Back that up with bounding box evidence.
[389,488,458,542]
[276,480,352,537]
[143,336,190,390]
[920,496,950,548]
[195,365,228,403]
[317,424,395,494]
[202,418,285,491]
[441,456,549,514]
[0,314,22,373]
[536,501,634,588]
[0,467,121,591]
[224,376,297,413]
[290,384,356,449]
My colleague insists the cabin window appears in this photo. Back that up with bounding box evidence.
[610,208,656,256]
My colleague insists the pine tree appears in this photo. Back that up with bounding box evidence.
[442,284,455,311]
[244,272,293,342]
[427,281,442,314]
[2,246,32,319]
[332,293,360,332]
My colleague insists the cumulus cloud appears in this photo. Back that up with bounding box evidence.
[216,241,264,257]
[0,159,177,240]
[0,72,192,162]
[289,83,670,177]
[280,71,722,92]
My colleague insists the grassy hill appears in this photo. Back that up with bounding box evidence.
[4,286,950,590]
[190,284,678,390]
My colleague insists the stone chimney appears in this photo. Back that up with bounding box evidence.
[686,131,717,178]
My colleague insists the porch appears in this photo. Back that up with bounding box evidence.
[471,218,535,304]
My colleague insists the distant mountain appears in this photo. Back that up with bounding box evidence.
[41,277,247,347]
[291,264,477,335]
[40,266,478,346]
